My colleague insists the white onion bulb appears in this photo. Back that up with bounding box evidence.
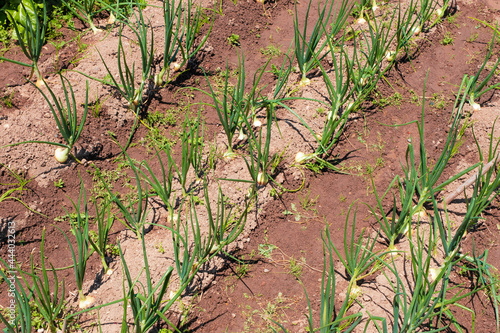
[385,51,395,62]
[299,77,311,87]
[107,13,116,25]
[238,131,247,141]
[79,295,95,309]
[471,102,480,111]
[257,172,268,186]
[253,119,262,127]
[357,17,366,25]
[54,147,69,163]
[295,152,307,164]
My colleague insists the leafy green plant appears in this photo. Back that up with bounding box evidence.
[53,179,64,188]
[260,44,282,58]
[3,75,89,164]
[0,0,46,87]
[228,33,240,46]
[440,31,454,45]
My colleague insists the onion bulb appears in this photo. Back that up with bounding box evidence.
[357,17,366,25]
[295,152,310,164]
[436,7,444,17]
[411,26,421,36]
[257,172,268,186]
[105,268,113,276]
[171,62,181,72]
[372,4,379,11]
[238,130,247,141]
[385,50,395,62]
[154,74,162,86]
[36,78,45,88]
[209,244,220,255]
[256,0,264,3]
[471,102,480,111]
[253,119,262,127]
[107,13,116,25]
[429,266,443,282]
[79,295,95,309]
[223,150,237,161]
[54,147,69,163]
[299,77,310,87]
[350,285,363,300]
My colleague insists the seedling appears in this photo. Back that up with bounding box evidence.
[53,179,64,188]
[440,31,454,45]
[228,33,240,46]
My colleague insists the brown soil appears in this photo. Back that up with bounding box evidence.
[0,0,500,331]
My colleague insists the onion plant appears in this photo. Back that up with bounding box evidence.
[88,197,115,276]
[412,0,440,35]
[135,146,175,213]
[174,113,204,196]
[463,30,500,111]
[0,269,32,332]
[191,179,249,260]
[241,107,274,190]
[57,180,93,309]
[316,40,353,157]
[404,75,479,212]
[203,57,246,159]
[384,224,478,332]
[117,232,183,333]
[304,226,363,332]
[0,0,46,87]
[97,27,139,111]
[330,204,384,299]
[97,151,150,240]
[170,198,198,285]
[368,173,417,250]
[293,0,335,85]
[136,146,176,221]
[393,0,420,58]
[359,11,398,73]
[5,75,89,164]
[18,228,65,332]
[168,179,249,284]
[61,0,103,34]
[155,0,212,86]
